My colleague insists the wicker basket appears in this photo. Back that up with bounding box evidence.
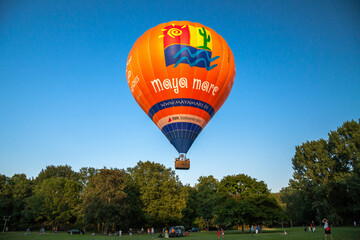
[175,160,190,170]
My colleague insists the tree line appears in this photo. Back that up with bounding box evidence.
[280,119,360,226]
[0,119,358,232]
[0,164,282,232]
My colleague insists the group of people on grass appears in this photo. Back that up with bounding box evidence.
[250,225,261,236]
[25,226,56,236]
[216,227,224,238]
[304,218,332,239]
[24,227,44,236]
[304,223,316,232]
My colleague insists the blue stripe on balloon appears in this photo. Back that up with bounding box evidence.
[148,98,215,120]
[161,122,203,154]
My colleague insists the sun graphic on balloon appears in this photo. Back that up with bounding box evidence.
[159,24,187,38]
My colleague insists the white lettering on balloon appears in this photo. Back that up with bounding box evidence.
[150,77,219,96]
[130,75,139,93]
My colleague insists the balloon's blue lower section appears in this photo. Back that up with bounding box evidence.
[171,138,194,154]
[161,122,202,154]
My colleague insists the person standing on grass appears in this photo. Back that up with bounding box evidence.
[322,218,333,240]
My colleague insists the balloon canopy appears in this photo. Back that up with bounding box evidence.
[126,21,235,156]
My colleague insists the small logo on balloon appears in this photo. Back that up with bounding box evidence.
[159,24,219,71]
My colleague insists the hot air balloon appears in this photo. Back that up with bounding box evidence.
[126,21,235,170]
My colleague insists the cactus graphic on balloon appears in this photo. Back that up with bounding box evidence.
[197,27,211,51]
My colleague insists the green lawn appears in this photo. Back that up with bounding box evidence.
[1,227,359,240]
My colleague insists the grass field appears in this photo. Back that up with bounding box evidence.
[1,227,359,240]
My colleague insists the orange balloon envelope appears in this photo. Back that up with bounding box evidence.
[126,21,235,156]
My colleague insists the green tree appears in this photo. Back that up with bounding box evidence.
[328,119,360,174]
[216,174,281,230]
[345,173,360,220]
[123,172,145,228]
[0,174,33,230]
[327,119,360,223]
[35,165,79,184]
[247,194,283,227]
[0,175,12,223]
[27,177,81,227]
[288,119,360,225]
[280,186,311,227]
[82,168,130,233]
[272,192,287,227]
[291,139,332,223]
[9,174,33,229]
[215,196,248,228]
[181,185,198,229]
[78,167,98,188]
[194,176,219,230]
[128,161,187,227]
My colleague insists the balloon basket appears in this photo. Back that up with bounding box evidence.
[175,156,190,170]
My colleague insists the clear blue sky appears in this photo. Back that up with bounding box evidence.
[1,0,359,192]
